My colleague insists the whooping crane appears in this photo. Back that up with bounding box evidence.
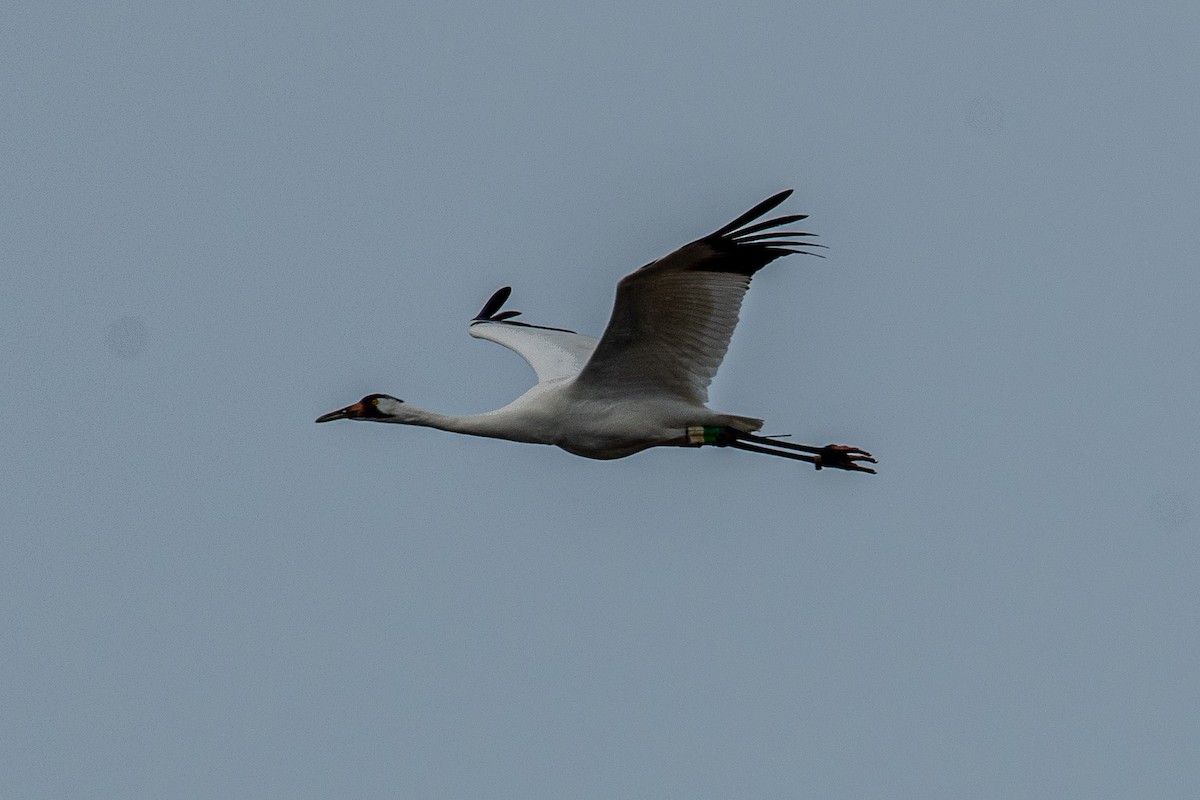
[316,190,876,473]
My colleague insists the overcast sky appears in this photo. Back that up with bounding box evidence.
[4,2,1199,798]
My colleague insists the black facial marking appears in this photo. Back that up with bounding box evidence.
[359,393,400,418]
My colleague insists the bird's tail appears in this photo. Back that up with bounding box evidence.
[718,414,764,433]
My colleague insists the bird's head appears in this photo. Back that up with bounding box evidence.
[315,393,405,423]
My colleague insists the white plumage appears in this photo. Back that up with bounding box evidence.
[317,190,875,473]
[469,309,597,385]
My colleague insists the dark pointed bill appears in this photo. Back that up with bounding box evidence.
[315,402,363,423]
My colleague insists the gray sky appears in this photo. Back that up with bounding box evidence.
[5,2,1199,798]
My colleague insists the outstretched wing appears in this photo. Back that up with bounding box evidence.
[572,189,823,404]
[468,286,599,384]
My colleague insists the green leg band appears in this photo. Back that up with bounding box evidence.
[686,426,724,444]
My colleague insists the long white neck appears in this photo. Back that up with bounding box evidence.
[375,399,544,444]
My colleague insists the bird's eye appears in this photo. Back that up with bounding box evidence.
[371,397,380,406]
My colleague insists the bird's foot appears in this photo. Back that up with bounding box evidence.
[815,444,877,474]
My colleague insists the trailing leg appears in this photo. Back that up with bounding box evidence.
[687,426,877,474]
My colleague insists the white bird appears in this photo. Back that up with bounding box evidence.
[317,190,876,473]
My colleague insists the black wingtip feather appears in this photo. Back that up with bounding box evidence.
[731,213,810,238]
[733,231,819,244]
[766,247,825,258]
[469,286,578,333]
[474,286,512,320]
[710,189,794,237]
[682,190,826,275]
[747,240,827,248]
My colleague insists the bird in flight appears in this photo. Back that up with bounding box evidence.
[317,190,876,473]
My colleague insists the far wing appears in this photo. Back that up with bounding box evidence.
[573,190,824,404]
[469,286,599,384]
